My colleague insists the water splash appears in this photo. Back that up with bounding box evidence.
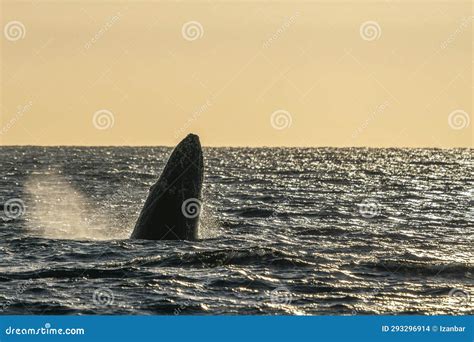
[198,191,221,239]
[24,173,113,240]
[23,172,217,241]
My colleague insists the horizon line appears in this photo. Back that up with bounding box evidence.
[0,144,472,150]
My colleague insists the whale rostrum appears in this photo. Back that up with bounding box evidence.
[130,134,203,240]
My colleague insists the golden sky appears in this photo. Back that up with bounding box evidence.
[1,0,472,147]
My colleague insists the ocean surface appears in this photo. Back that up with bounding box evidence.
[0,146,472,315]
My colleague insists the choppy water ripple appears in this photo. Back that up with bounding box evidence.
[0,147,472,315]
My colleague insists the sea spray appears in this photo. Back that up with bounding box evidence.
[24,172,116,240]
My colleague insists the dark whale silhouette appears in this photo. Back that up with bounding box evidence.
[130,134,203,240]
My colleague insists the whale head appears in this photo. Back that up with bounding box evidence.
[131,133,204,240]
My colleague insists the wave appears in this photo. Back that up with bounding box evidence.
[227,208,274,218]
[140,248,317,268]
[0,267,153,280]
[353,260,472,278]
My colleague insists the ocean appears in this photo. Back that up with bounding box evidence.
[0,146,472,315]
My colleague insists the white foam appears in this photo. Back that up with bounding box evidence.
[24,173,113,240]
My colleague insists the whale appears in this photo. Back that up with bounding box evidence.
[130,134,204,240]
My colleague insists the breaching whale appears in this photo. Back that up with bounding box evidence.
[130,134,203,240]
